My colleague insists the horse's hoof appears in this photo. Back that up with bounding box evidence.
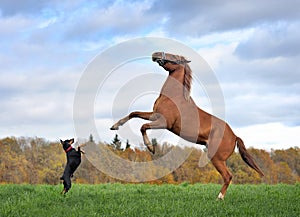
[147,145,155,154]
[216,192,224,201]
[110,125,119,130]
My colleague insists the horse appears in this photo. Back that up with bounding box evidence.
[110,51,264,200]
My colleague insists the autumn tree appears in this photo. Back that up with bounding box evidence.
[89,134,95,143]
[0,136,299,185]
[111,134,122,150]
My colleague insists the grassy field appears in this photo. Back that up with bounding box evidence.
[0,183,299,217]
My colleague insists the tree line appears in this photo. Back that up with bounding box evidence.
[0,136,299,185]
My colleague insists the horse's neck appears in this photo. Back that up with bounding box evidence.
[160,69,185,98]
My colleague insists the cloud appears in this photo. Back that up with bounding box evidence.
[225,89,300,127]
[2,0,300,42]
[148,0,300,36]
[235,22,300,59]
[0,15,34,38]
[62,1,159,41]
[0,0,89,17]
[197,40,300,129]
[236,122,300,150]
[1,0,300,150]
[0,64,81,140]
[0,1,163,45]
[0,0,47,16]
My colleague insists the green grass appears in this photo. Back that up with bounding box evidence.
[0,183,299,217]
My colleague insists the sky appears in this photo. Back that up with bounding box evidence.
[1,0,300,150]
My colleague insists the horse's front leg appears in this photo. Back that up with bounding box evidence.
[110,111,153,130]
[140,115,167,154]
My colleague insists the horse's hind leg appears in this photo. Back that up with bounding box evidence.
[211,158,232,200]
[110,111,153,130]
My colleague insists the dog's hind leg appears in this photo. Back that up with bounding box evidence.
[61,168,72,194]
[61,177,71,194]
[64,175,72,193]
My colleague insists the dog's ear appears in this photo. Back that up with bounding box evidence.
[69,138,74,144]
[60,139,63,144]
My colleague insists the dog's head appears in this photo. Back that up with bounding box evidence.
[60,138,74,152]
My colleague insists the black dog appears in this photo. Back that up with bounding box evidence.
[60,138,85,194]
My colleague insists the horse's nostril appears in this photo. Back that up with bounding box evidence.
[157,59,166,66]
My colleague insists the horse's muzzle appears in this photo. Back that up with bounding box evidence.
[156,59,166,66]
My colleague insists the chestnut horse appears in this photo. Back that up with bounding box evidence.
[111,52,264,200]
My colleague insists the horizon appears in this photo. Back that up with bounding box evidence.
[1,134,298,152]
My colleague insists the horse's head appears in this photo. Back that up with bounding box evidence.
[152,52,190,69]
[152,52,192,101]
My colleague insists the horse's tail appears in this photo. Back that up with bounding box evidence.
[236,137,264,177]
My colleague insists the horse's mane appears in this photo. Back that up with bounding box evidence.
[183,59,192,101]
[169,54,192,101]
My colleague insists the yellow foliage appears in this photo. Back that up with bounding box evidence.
[0,137,299,185]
